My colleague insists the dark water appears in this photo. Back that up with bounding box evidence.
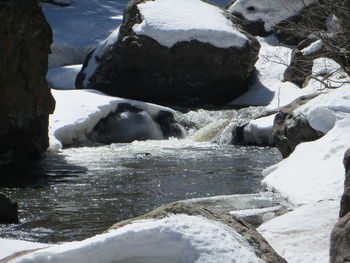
[0,140,281,243]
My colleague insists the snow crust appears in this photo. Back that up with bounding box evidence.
[133,0,248,48]
[9,214,263,263]
[228,0,316,31]
[49,89,173,150]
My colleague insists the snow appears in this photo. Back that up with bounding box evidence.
[133,0,248,48]
[242,114,275,145]
[46,65,82,90]
[41,0,124,68]
[301,39,323,56]
[8,214,264,263]
[230,36,318,110]
[258,200,339,263]
[0,239,48,260]
[228,0,316,31]
[48,89,174,149]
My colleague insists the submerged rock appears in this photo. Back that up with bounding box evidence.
[0,0,55,168]
[76,0,260,107]
[109,202,287,263]
[0,193,18,224]
[330,148,350,263]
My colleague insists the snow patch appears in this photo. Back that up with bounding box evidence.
[133,0,248,48]
[301,39,322,56]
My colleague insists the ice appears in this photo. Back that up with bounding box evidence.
[133,0,248,48]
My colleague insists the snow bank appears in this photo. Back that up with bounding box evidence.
[46,65,82,90]
[243,114,275,145]
[0,239,48,260]
[258,200,339,263]
[9,214,264,263]
[49,89,173,150]
[228,0,316,31]
[133,0,248,48]
[42,0,124,68]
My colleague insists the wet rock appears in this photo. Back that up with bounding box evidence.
[330,148,350,263]
[0,0,55,168]
[109,202,287,263]
[76,0,260,107]
[155,110,185,139]
[0,193,18,224]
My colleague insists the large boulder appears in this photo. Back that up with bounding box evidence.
[0,0,55,168]
[330,148,350,263]
[76,0,260,107]
[109,202,287,263]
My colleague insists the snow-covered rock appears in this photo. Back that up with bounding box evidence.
[7,202,286,263]
[76,0,260,107]
[48,89,177,150]
[46,65,82,90]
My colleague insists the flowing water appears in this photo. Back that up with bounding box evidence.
[0,108,281,243]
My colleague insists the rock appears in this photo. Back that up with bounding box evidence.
[109,202,287,263]
[88,103,184,144]
[339,148,350,218]
[0,193,18,224]
[76,0,260,107]
[283,37,326,87]
[271,95,323,158]
[330,148,350,263]
[0,0,55,168]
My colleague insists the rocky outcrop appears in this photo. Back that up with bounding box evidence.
[0,0,55,168]
[272,95,323,158]
[330,148,350,263]
[109,202,287,263]
[76,0,260,107]
[0,193,18,224]
[88,103,184,144]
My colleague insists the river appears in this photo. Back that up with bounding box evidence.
[0,108,281,243]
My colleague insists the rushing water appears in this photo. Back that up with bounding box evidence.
[0,108,281,243]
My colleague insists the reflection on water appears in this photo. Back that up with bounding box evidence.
[0,140,281,243]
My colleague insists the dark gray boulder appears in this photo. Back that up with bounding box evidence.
[0,0,55,168]
[76,0,260,107]
[0,193,18,224]
[109,202,287,263]
[330,148,350,263]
